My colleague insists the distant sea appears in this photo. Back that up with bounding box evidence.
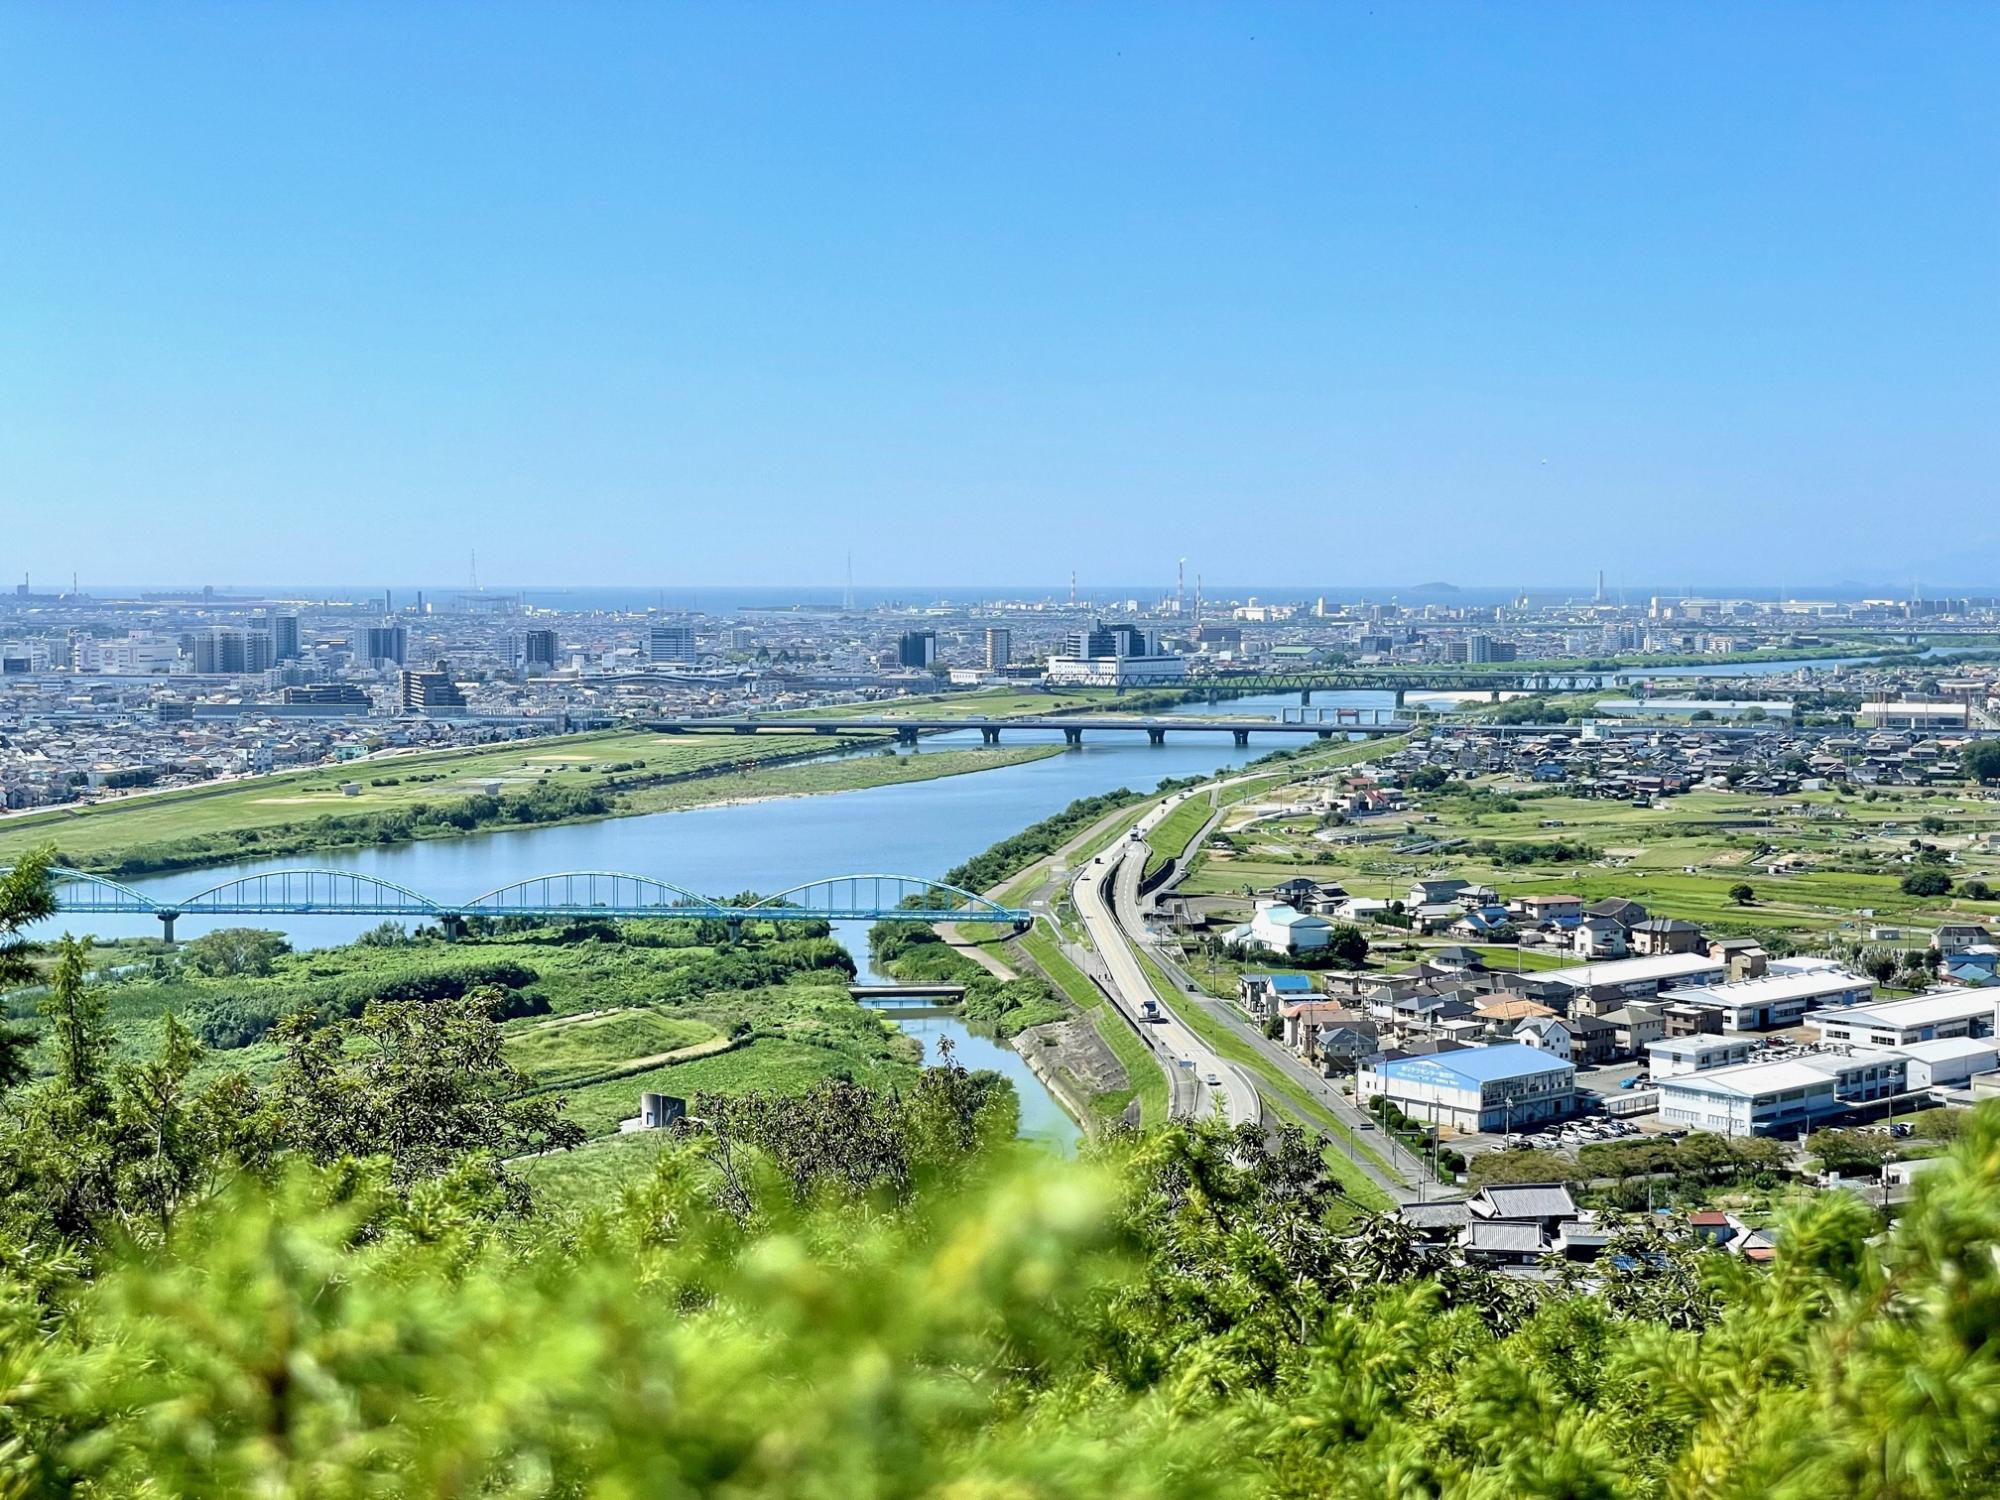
[88,582,1957,614]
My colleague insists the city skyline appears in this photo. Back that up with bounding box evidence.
[7,5,1997,584]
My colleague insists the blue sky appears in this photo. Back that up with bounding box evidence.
[4,4,1995,592]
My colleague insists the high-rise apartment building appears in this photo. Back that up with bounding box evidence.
[515,628,558,671]
[360,624,408,666]
[398,661,467,715]
[190,627,275,675]
[983,627,1011,670]
[648,624,697,665]
[264,609,301,661]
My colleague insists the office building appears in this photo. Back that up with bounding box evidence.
[281,683,374,709]
[514,628,558,672]
[1657,1052,1908,1137]
[360,624,408,667]
[648,624,697,665]
[983,627,1011,671]
[897,630,938,669]
[1807,990,1997,1050]
[398,662,467,715]
[1062,620,1156,659]
[1645,1035,1759,1078]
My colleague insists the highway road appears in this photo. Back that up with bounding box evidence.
[1070,793,1262,1130]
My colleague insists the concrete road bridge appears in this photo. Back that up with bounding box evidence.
[645,709,1413,746]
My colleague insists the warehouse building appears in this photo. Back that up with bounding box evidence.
[1657,968,1872,1032]
[1548,952,1727,1007]
[1357,1043,1575,1134]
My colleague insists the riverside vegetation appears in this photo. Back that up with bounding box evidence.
[3,852,2000,1493]
[0,725,1058,877]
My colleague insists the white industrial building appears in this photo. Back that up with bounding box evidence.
[1856,700,1971,731]
[1898,1037,2000,1093]
[1807,991,1996,1050]
[1044,653,1187,686]
[1657,1051,1909,1137]
[1658,968,1872,1032]
[1546,952,1726,1003]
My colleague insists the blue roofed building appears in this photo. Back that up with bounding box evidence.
[1357,1042,1577,1134]
[1236,971,1317,1020]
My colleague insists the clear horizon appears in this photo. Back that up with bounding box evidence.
[6,5,1995,586]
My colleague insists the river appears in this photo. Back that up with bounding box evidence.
[51,691,1399,1145]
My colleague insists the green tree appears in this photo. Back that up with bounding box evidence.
[1729,882,1756,906]
[183,926,292,977]
[274,986,583,1207]
[40,932,111,1098]
[1964,740,2000,784]
[1902,868,1953,897]
[0,848,57,1092]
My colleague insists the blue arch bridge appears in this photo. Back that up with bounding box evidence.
[22,868,1033,944]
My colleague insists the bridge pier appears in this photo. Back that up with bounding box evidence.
[732,724,757,734]
[725,918,744,945]
[439,913,466,942]
[1063,727,1083,747]
[156,911,177,947]
[1232,728,1250,748]
[1146,727,1166,746]
[1317,729,1334,739]
[1300,688,1312,705]
[1490,688,1502,703]
[1393,686,1407,708]
[897,726,919,746]
[980,726,1001,746]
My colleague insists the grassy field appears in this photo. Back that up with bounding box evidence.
[505,1009,723,1088]
[0,729,1057,871]
[1141,793,1215,882]
[0,729,800,862]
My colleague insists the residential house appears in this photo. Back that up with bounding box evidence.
[1517,893,1584,926]
[1237,971,1318,1020]
[1583,897,1650,930]
[1409,877,1474,908]
[1569,915,1629,959]
[1629,918,1705,956]
[1936,922,1993,956]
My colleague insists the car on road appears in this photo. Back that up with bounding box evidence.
[1203,1071,1222,1086]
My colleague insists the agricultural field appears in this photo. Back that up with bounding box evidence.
[1181,775,2000,943]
